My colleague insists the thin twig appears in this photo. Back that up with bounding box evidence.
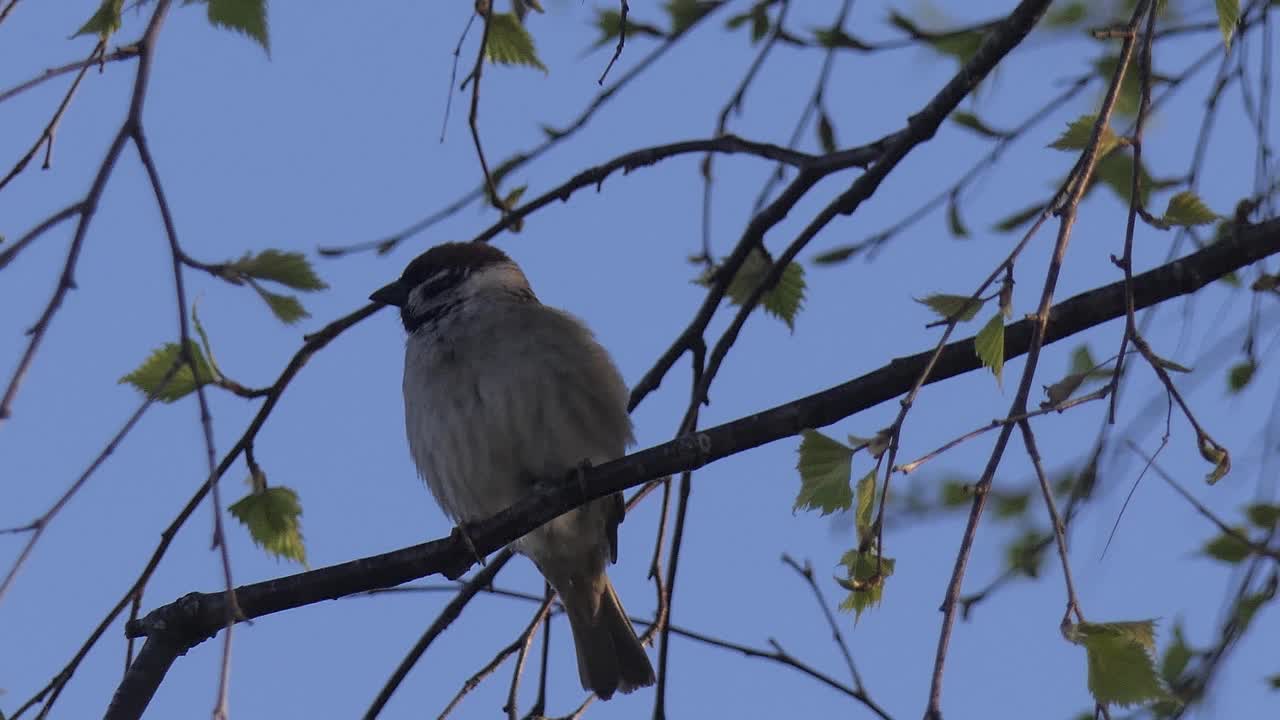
[598,0,628,84]
[0,40,104,192]
[780,554,863,689]
[0,43,140,105]
[925,3,1153,716]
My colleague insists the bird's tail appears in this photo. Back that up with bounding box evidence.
[560,571,656,700]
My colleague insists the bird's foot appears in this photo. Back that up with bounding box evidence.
[573,459,593,500]
[451,524,486,568]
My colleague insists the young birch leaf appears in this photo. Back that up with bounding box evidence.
[1043,372,1086,408]
[811,245,861,265]
[592,9,663,48]
[1094,151,1153,206]
[1153,355,1192,373]
[837,550,895,622]
[251,284,309,324]
[853,469,877,543]
[947,196,970,238]
[1067,620,1167,708]
[1161,191,1218,227]
[485,13,548,71]
[951,111,1005,139]
[229,250,328,291]
[700,247,806,329]
[917,294,983,322]
[1216,0,1240,49]
[975,313,1006,383]
[120,341,215,402]
[795,430,854,516]
[190,301,225,382]
[763,261,806,329]
[992,203,1045,233]
[1227,360,1256,393]
[1050,115,1120,156]
[75,0,124,40]
[1006,530,1048,577]
[666,0,722,35]
[229,486,307,564]
[1202,531,1251,563]
[1245,503,1280,529]
[1197,436,1230,484]
[817,111,837,154]
[1160,622,1192,686]
[203,0,270,52]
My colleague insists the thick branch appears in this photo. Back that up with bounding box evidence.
[112,216,1280,719]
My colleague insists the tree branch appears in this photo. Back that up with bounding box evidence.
[109,215,1280,719]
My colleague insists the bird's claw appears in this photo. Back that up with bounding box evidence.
[452,524,486,567]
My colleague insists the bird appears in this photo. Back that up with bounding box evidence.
[369,241,656,700]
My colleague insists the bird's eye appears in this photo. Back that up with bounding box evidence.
[417,268,466,298]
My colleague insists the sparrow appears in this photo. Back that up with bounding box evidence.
[370,241,655,699]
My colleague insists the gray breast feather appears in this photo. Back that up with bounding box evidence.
[402,301,633,527]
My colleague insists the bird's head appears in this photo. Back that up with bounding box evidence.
[370,242,534,333]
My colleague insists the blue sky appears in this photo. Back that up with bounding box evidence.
[1,1,1277,718]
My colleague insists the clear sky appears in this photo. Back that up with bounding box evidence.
[1,1,1277,719]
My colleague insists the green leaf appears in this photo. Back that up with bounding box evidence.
[700,247,806,329]
[816,111,837,154]
[917,293,983,322]
[120,341,215,402]
[1049,115,1120,156]
[992,203,1045,233]
[1252,274,1280,292]
[947,196,969,238]
[811,245,862,265]
[1153,355,1193,374]
[1245,503,1280,529]
[1006,529,1048,577]
[812,27,871,50]
[951,111,1005,139]
[1216,0,1240,49]
[1228,360,1256,393]
[929,30,984,65]
[229,485,307,564]
[794,430,854,516]
[975,313,1006,383]
[1267,673,1280,690]
[1160,622,1192,685]
[1093,150,1153,206]
[1235,591,1267,632]
[665,0,722,35]
[1045,1,1087,27]
[993,492,1030,519]
[1068,620,1167,707]
[940,479,974,507]
[592,9,665,49]
[1070,344,1109,378]
[190,300,224,382]
[854,469,877,544]
[228,249,327,291]
[1202,530,1251,564]
[1043,372,1087,407]
[75,0,124,39]
[251,283,309,324]
[1161,191,1218,227]
[1198,436,1231,484]
[836,549,895,622]
[485,13,547,71]
[749,2,769,42]
[197,0,270,52]
[1093,54,1144,117]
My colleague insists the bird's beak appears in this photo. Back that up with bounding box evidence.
[369,280,409,307]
